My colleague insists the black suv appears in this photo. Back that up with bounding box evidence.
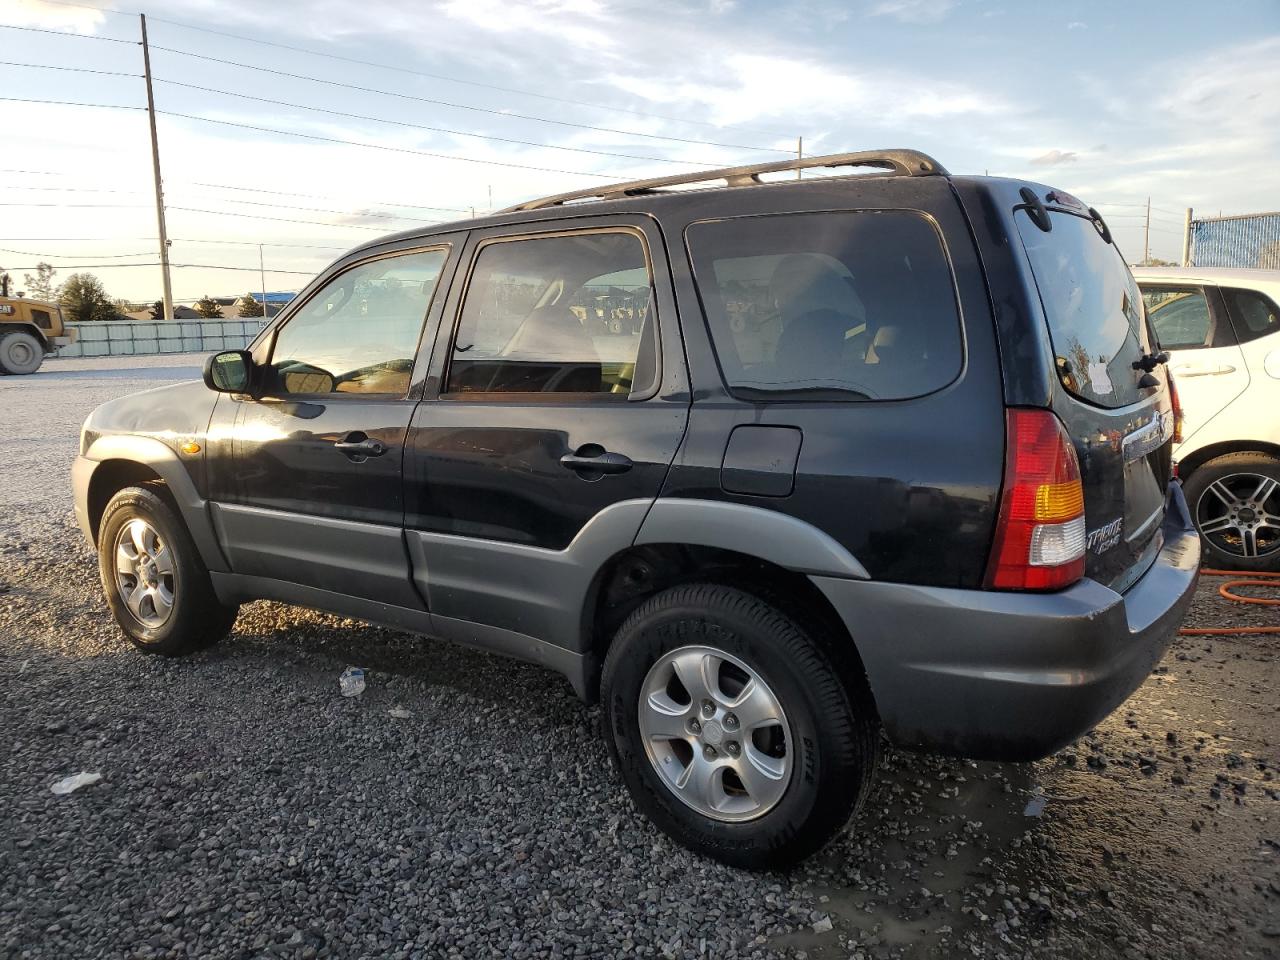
[73,150,1200,868]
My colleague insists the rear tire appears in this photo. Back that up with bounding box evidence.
[601,583,879,869]
[98,484,239,654]
[1182,452,1280,571]
[0,329,44,375]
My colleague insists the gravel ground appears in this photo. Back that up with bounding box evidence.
[1,356,1277,960]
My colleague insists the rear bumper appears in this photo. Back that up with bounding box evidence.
[813,483,1200,761]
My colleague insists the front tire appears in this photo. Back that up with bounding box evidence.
[601,583,879,869]
[1182,452,1280,571]
[0,329,44,375]
[98,484,239,654]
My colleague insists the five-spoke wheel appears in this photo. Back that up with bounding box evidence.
[1184,453,1280,571]
[639,645,791,822]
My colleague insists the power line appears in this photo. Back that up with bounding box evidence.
[144,14,792,139]
[167,206,407,230]
[0,201,149,208]
[0,22,136,43]
[22,0,788,138]
[0,96,639,179]
[0,59,137,77]
[0,95,141,110]
[186,182,471,215]
[3,236,353,249]
[0,246,154,258]
[153,77,721,166]
[0,261,319,275]
[146,47,785,154]
[156,110,629,179]
[190,195,442,223]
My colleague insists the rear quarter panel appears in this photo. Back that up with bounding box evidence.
[655,176,1006,588]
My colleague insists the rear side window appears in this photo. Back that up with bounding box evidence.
[686,211,962,401]
[446,231,651,396]
[1221,287,1280,344]
[1141,286,1217,349]
[1016,211,1147,408]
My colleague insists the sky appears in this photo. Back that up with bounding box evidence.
[1,0,1278,303]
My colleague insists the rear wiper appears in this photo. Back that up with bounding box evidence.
[1132,351,1169,373]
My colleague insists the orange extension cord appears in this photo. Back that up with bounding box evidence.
[1178,568,1280,636]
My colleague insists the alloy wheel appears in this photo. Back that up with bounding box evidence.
[113,518,176,628]
[1195,472,1280,560]
[638,645,792,822]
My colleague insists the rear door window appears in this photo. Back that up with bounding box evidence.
[1016,211,1147,408]
[1221,287,1280,344]
[686,211,963,401]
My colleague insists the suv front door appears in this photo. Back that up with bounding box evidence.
[403,216,689,644]
[208,242,459,610]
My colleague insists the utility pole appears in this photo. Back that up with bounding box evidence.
[1182,208,1194,267]
[797,136,803,180]
[258,244,268,326]
[140,14,173,322]
[1143,196,1150,264]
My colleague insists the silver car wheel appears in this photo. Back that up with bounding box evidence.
[638,644,792,823]
[1195,472,1280,559]
[113,518,175,628]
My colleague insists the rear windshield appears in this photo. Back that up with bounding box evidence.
[1016,209,1147,408]
[686,211,962,401]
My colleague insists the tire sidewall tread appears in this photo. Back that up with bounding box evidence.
[601,582,876,869]
[97,483,236,655]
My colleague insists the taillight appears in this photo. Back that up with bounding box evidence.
[1168,374,1184,445]
[985,409,1086,591]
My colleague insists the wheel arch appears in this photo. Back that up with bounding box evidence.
[80,435,229,571]
[1177,439,1280,479]
[581,541,879,719]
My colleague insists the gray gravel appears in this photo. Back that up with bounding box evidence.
[1,355,1277,959]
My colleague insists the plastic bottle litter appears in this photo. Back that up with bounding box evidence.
[339,666,366,698]
[50,772,102,795]
[388,706,413,719]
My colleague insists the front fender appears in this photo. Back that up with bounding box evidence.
[75,435,229,571]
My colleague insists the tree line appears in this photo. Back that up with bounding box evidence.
[6,262,267,322]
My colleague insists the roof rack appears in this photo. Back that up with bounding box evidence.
[503,149,948,213]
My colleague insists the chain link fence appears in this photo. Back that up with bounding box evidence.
[56,319,266,358]
[1189,212,1280,269]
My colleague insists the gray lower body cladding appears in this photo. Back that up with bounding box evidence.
[814,483,1200,761]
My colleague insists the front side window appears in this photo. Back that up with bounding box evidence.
[1222,287,1280,344]
[1016,211,1147,408]
[446,231,651,396]
[269,248,447,396]
[686,211,962,401]
[1141,286,1215,349]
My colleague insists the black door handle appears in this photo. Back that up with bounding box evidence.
[334,432,387,459]
[560,449,633,475]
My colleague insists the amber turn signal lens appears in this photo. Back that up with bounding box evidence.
[180,441,202,455]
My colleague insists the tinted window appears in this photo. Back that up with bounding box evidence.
[687,211,962,400]
[1142,286,1214,349]
[1016,211,1146,408]
[1222,287,1280,344]
[447,231,650,396]
[270,249,446,396]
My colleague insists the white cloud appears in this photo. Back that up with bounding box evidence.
[4,0,105,32]
[1030,149,1078,167]
[1067,20,1086,30]
[869,0,956,24]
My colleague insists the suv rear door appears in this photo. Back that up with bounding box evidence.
[1014,197,1173,592]
[1138,281,1249,448]
[402,214,689,641]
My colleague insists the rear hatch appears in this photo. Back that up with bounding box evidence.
[1014,193,1173,592]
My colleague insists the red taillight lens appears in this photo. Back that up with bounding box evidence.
[1168,374,1184,445]
[985,409,1086,591]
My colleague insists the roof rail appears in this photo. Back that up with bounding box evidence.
[503,149,948,213]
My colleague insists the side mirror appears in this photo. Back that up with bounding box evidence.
[203,350,253,393]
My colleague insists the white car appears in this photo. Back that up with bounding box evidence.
[1133,267,1280,570]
